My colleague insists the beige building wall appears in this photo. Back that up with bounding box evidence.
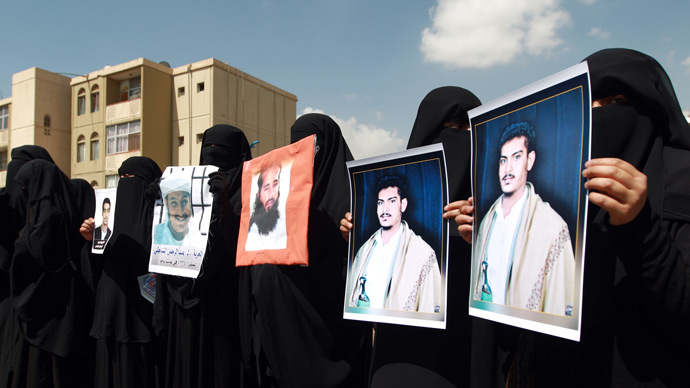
[71,59,174,186]
[8,68,71,176]
[172,59,297,166]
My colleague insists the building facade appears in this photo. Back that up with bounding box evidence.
[0,68,72,186]
[1,58,297,189]
[71,58,297,187]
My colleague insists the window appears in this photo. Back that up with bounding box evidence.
[43,115,51,136]
[178,136,184,146]
[0,105,8,130]
[90,133,100,161]
[178,87,185,97]
[77,88,86,115]
[196,133,204,144]
[91,85,100,113]
[0,149,7,171]
[120,77,141,102]
[77,135,86,162]
[106,120,141,154]
[105,174,119,188]
[197,82,205,92]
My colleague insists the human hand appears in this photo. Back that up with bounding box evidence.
[582,158,647,225]
[80,218,95,241]
[339,212,353,242]
[443,197,474,244]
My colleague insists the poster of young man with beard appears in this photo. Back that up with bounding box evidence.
[236,135,315,266]
[245,162,289,251]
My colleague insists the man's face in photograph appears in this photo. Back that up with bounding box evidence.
[377,186,407,230]
[166,191,191,234]
[102,201,111,227]
[259,165,281,211]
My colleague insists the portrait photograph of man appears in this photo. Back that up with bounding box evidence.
[92,188,117,253]
[95,198,111,240]
[149,166,218,278]
[154,172,204,247]
[344,144,449,329]
[244,161,291,251]
[235,136,315,267]
[468,63,590,340]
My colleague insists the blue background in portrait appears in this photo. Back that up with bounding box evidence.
[473,81,589,252]
[352,158,445,270]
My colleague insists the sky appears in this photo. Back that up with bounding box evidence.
[2,0,690,159]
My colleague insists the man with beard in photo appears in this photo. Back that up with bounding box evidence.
[245,163,288,251]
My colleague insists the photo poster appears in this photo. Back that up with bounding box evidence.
[92,188,117,254]
[148,165,218,278]
[467,62,591,341]
[343,144,449,329]
[235,135,315,266]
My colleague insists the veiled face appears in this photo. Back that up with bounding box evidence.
[166,191,191,234]
[259,165,281,211]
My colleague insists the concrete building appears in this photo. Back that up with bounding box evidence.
[71,58,297,187]
[1,58,297,189]
[0,68,72,186]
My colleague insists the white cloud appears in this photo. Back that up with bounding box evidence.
[588,27,610,40]
[343,92,358,102]
[375,111,384,121]
[579,0,598,4]
[300,107,406,159]
[420,0,571,69]
[682,56,690,73]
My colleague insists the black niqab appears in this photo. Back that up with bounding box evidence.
[291,113,354,231]
[407,86,482,202]
[90,156,162,343]
[371,87,480,387]
[517,48,690,388]
[71,178,96,221]
[586,48,690,223]
[240,114,365,387]
[200,124,252,173]
[10,159,87,357]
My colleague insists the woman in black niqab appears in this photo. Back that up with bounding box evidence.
[89,156,163,388]
[155,124,251,388]
[369,87,481,388]
[0,146,58,387]
[497,49,690,388]
[7,159,91,387]
[239,113,369,387]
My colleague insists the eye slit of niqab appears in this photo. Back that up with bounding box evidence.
[592,94,628,108]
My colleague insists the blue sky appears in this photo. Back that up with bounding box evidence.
[2,0,689,159]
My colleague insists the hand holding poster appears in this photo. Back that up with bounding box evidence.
[236,135,315,266]
[148,165,218,278]
[468,62,590,341]
[343,144,449,329]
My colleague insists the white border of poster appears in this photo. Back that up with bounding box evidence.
[343,144,449,329]
[149,165,218,278]
[468,62,591,341]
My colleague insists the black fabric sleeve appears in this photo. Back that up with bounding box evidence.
[609,201,690,326]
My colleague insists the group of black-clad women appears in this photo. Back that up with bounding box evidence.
[1,47,689,388]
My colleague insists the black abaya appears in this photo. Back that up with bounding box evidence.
[472,49,690,388]
[370,86,481,388]
[89,156,162,388]
[239,113,369,387]
[155,124,251,388]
